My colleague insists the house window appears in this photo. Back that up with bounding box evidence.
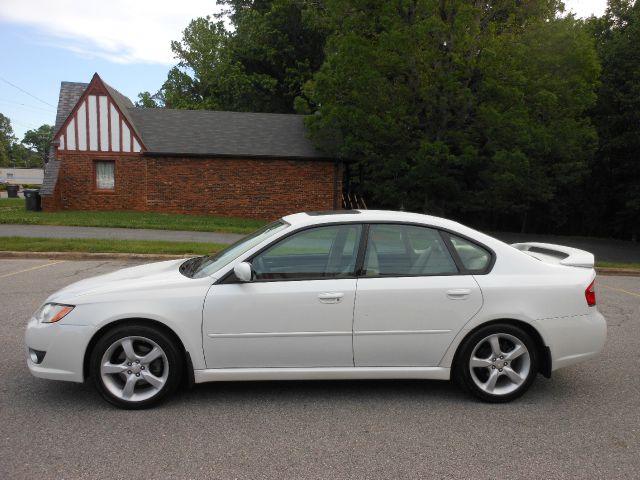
[95,161,115,190]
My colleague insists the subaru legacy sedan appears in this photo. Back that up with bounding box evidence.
[26,210,606,408]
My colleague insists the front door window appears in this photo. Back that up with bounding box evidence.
[252,224,362,280]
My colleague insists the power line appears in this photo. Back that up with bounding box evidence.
[1,113,42,134]
[0,98,56,113]
[0,76,57,108]
[8,118,40,130]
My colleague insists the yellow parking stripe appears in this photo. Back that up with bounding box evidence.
[599,284,640,298]
[0,261,65,279]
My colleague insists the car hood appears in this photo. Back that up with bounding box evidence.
[46,258,207,303]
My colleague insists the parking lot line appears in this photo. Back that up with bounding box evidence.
[0,260,65,279]
[599,283,640,298]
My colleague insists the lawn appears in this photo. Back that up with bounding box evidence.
[0,198,266,234]
[0,236,225,256]
[596,261,640,270]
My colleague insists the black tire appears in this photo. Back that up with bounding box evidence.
[90,324,184,409]
[453,323,538,403]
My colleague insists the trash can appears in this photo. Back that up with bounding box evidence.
[24,189,41,211]
[6,185,18,198]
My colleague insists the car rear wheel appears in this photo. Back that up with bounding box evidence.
[454,324,538,403]
[90,324,183,409]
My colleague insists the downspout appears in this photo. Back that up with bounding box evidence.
[332,159,339,210]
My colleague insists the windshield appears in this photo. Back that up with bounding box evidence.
[190,220,289,278]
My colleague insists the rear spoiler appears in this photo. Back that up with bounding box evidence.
[511,242,594,268]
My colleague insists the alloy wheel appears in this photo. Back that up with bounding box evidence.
[99,336,169,402]
[468,333,531,396]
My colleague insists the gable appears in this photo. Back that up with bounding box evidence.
[54,74,144,154]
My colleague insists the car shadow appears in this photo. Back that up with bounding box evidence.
[25,376,466,410]
[173,373,576,409]
[23,372,578,412]
[179,378,465,404]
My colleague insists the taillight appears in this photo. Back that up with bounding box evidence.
[585,280,596,306]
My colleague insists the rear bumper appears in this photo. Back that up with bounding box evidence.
[535,308,606,371]
[25,317,94,383]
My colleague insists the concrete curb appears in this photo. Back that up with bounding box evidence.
[1,251,639,276]
[0,251,191,261]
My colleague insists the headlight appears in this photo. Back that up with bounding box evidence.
[34,303,75,323]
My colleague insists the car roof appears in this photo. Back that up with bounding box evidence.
[279,210,582,277]
[282,210,464,231]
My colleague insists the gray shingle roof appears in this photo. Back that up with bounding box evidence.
[44,82,88,195]
[54,82,88,133]
[52,78,325,159]
[39,151,59,195]
[127,108,326,159]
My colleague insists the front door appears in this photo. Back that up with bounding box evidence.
[353,224,483,367]
[202,224,362,368]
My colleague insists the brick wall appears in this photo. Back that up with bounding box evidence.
[41,189,61,210]
[51,153,147,212]
[44,152,340,219]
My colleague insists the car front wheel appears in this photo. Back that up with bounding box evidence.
[90,324,183,409]
[455,324,538,403]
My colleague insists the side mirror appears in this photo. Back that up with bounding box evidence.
[234,262,253,282]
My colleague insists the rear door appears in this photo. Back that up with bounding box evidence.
[353,224,484,367]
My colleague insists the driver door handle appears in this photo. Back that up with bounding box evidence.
[318,292,344,304]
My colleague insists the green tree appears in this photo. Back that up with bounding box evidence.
[476,17,600,231]
[0,113,16,167]
[22,124,53,167]
[135,91,162,108]
[9,143,40,168]
[153,1,328,113]
[589,0,640,240]
[306,0,598,232]
[162,17,259,110]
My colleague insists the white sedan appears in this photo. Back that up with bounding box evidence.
[26,210,606,408]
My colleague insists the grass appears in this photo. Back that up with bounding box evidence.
[0,236,225,256]
[0,198,266,234]
[596,261,640,270]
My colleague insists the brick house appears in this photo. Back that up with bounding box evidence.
[40,73,341,219]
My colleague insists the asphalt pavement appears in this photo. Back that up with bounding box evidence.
[1,259,639,479]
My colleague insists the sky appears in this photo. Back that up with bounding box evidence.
[0,0,608,140]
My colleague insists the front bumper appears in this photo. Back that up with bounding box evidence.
[535,308,607,371]
[25,317,95,383]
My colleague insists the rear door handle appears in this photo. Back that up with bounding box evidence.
[446,288,471,300]
[318,292,344,304]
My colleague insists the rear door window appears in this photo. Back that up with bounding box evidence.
[449,235,491,272]
[363,224,458,276]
